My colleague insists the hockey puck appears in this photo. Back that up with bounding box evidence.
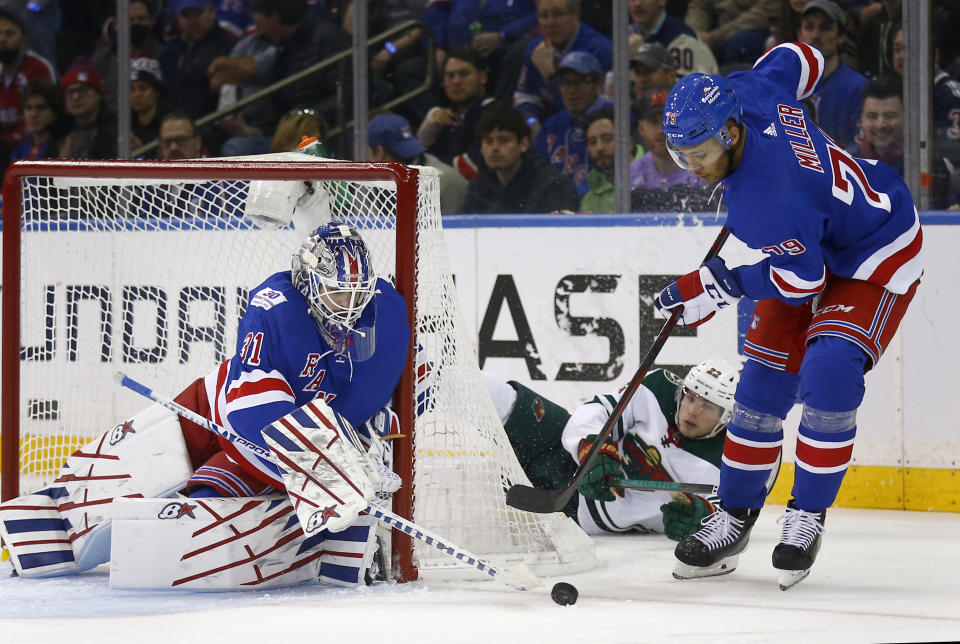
[551,582,578,606]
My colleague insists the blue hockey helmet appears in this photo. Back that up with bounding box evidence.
[662,73,742,170]
[292,223,377,350]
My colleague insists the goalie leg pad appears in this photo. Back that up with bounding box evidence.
[318,513,379,587]
[0,404,194,576]
[0,490,77,577]
[109,496,322,590]
[262,401,379,535]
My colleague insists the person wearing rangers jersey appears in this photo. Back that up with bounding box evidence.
[652,41,923,589]
[0,7,56,148]
[485,359,774,541]
[177,223,410,497]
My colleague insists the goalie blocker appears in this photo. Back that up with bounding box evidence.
[0,397,399,590]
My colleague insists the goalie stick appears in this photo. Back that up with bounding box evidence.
[115,372,541,591]
[505,225,731,514]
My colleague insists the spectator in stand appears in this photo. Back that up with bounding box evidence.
[766,0,860,72]
[0,7,55,149]
[158,110,205,160]
[58,60,117,160]
[858,0,899,79]
[269,107,328,153]
[628,0,718,75]
[216,0,254,39]
[466,103,579,213]
[368,113,468,214]
[630,42,679,102]
[798,0,865,148]
[417,48,495,181]
[0,1,60,68]
[684,0,779,68]
[579,109,617,213]
[846,77,902,173]
[534,51,611,196]
[514,0,612,138]
[129,57,169,155]
[159,0,236,121]
[92,0,163,112]
[422,0,536,99]
[207,0,349,156]
[629,86,709,211]
[888,22,960,208]
[9,78,66,161]
[341,0,424,123]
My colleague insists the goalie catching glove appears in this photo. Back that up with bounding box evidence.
[654,257,743,327]
[576,435,626,503]
[660,493,718,541]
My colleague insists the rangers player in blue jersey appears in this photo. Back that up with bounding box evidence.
[0,222,411,587]
[652,42,923,590]
[178,222,410,495]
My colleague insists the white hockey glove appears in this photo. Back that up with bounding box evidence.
[360,407,403,505]
[654,257,743,327]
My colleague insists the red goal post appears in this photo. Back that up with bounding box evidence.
[1,158,597,583]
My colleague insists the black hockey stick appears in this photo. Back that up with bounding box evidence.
[505,225,731,513]
[614,478,717,495]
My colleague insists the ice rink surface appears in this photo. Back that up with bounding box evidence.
[2,507,958,644]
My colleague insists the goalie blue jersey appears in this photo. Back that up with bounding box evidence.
[202,271,410,483]
[721,43,924,303]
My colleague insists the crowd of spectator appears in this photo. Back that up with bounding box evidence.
[0,0,958,213]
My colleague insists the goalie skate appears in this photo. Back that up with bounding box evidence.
[672,506,759,580]
[773,499,826,591]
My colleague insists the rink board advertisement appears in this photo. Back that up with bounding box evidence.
[2,215,957,511]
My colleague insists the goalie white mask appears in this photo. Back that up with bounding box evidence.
[678,357,739,440]
[292,223,376,353]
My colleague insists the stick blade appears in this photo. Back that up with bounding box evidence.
[505,484,574,514]
[496,564,543,591]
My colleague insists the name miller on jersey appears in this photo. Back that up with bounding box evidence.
[777,104,823,173]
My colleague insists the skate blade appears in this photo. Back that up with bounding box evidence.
[672,555,739,580]
[778,568,810,591]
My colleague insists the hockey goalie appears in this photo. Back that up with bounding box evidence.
[0,222,411,590]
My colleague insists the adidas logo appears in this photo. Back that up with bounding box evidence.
[763,123,778,137]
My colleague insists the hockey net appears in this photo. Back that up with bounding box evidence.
[1,157,597,582]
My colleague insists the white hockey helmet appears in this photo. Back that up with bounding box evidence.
[291,223,376,351]
[680,357,740,440]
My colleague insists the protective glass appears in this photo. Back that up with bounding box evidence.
[665,133,728,171]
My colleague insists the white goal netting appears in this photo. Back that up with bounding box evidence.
[3,157,597,580]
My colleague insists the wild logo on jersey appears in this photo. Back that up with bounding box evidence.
[621,435,670,483]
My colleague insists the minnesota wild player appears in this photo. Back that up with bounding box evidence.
[486,358,778,540]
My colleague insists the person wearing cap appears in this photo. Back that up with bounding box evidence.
[513,0,612,136]
[58,59,118,160]
[129,57,170,155]
[368,113,468,215]
[159,0,235,120]
[0,6,55,148]
[627,0,717,76]
[533,51,611,196]
[92,0,163,114]
[629,87,707,212]
[630,42,679,101]
[797,0,865,149]
[467,102,579,214]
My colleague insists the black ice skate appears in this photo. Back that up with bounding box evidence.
[672,506,760,580]
[772,498,826,591]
